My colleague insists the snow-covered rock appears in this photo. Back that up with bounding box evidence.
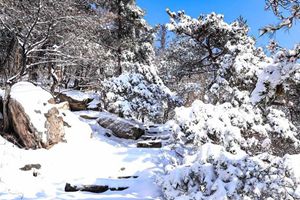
[57,90,93,111]
[97,112,145,140]
[7,82,92,149]
[8,82,65,149]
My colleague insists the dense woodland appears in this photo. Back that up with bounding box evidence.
[0,0,300,199]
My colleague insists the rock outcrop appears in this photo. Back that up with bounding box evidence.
[97,112,144,140]
[8,82,65,149]
[56,90,93,111]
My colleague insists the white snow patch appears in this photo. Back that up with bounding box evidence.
[61,90,92,101]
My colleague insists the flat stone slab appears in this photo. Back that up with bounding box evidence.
[97,112,145,140]
[137,141,162,148]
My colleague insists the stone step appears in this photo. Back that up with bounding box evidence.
[144,124,172,134]
[65,183,128,193]
[65,175,139,194]
[117,175,138,179]
[137,141,162,148]
[140,135,170,141]
[79,115,98,120]
[145,128,173,133]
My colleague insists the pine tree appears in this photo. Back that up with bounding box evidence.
[98,0,155,75]
[160,10,264,105]
[261,0,299,35]
[99,1,180,122]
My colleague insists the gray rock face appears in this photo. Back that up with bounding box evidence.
[97,112,144,140]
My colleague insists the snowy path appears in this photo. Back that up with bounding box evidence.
[0,113,169,200]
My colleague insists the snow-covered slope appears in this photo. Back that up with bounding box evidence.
[0,132,165,199]
[0,108,168,200]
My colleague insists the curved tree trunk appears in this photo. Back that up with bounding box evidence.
[3,84,11,132]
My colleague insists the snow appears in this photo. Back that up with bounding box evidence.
[60,90,92,102]
[2,86,300,199]
[0,88,5,98]
[172,100,268,153]
[87,98,101,110]
[1,1,300,199]
[0,129,165,199]
[61,109,92,143]
[11,82,53,103]
[0,83,171,199]
[159,143,300,200]
[0,110,166,200]
[250,51,300,105]
[103,71,179,122]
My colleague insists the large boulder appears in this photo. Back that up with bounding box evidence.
[97,112,145,140]
[8,82,65,149]
[56,90,93,111]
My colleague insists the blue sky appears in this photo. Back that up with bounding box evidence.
[137,0,299,48]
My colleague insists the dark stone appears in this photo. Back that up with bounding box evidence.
[109,187,129,191]
[20,164,41,171]
[137,141,162,148]
[33,171,39,177]
[97,112,145,140]
[117,176,138,179]
[64,183,128,193]
[65,183,109,193]
[79,115,98,120]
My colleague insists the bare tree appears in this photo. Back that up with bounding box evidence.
[0,0,116,89]
[0,0,115,131]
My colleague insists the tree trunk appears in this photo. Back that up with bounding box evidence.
[50,70,58,93]
[3,84,11,132]
[0,28,23,132]
[117,46,122,75]
[158,24,167,53]
[116,0,123,76]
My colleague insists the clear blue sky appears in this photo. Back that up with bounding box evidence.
[137,0,299,48]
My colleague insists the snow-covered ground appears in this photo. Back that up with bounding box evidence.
[1,84,300,200]
[0,111,169,200]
